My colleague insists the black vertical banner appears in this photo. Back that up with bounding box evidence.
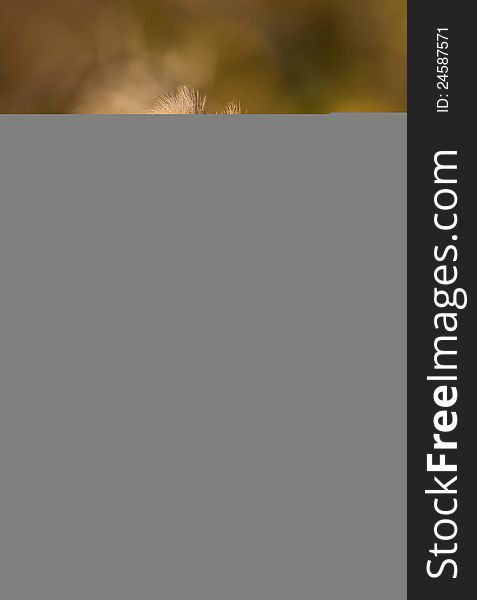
[408,1,474,598]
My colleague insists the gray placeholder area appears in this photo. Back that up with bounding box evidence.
[0,115,405,600]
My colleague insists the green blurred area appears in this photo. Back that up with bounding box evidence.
[0,0,406,113]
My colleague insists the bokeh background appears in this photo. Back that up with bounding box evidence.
[0,0,406,114]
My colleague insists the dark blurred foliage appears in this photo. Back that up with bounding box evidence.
[0,0,405,113]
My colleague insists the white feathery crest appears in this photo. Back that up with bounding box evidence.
[149,85,242,115]
[150,85,207,114]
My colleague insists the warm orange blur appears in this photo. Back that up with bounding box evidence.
[0,0,406,113]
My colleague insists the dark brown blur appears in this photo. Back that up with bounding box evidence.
[0,0,406,113]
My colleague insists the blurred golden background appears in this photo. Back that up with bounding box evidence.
[0,0,406,113]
